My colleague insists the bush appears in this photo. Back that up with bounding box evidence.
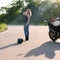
[0,23,8,32]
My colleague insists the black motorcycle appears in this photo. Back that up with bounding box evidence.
[48,22,60,42]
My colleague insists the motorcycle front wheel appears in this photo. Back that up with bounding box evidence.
[49,30,57,42]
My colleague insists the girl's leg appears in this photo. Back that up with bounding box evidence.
[24,24,29,41]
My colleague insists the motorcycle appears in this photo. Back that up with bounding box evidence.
[48,21,60,42]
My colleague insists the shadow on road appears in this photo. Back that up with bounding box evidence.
[0,42,19,50]
[24,41,60,59]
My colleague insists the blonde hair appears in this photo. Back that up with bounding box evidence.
[26,9,32,17]
[23,9,32,17]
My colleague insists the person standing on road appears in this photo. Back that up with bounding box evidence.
[23,8,32,41]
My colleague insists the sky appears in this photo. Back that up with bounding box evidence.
[0,0,13,8]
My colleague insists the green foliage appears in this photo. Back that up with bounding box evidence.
[52,6,60,16]
[9,13,23,25]
[0,23,8,32]
[0,0,60,25]
[0,0,24,24]
[0,14,7,23]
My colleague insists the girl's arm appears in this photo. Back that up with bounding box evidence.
[23,11,27,16]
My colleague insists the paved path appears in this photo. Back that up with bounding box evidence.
[0,25,60,60]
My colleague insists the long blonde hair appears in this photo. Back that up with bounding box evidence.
[23,9,32,17]
[27,9,32,17]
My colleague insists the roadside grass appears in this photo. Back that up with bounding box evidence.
[0,23,8,32]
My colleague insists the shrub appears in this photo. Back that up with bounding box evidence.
[0,23,8,32]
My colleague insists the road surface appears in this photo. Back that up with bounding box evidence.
[0,25,60,60]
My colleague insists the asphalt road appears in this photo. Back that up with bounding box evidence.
[0,25,60,60]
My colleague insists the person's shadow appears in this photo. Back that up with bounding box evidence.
[0,42,18,50]
[24,41,60,59]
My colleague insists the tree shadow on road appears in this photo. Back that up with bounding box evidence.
[24,41,60,59]
[0,42,19,50]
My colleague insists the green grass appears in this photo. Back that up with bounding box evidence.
[0,23,8,32]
